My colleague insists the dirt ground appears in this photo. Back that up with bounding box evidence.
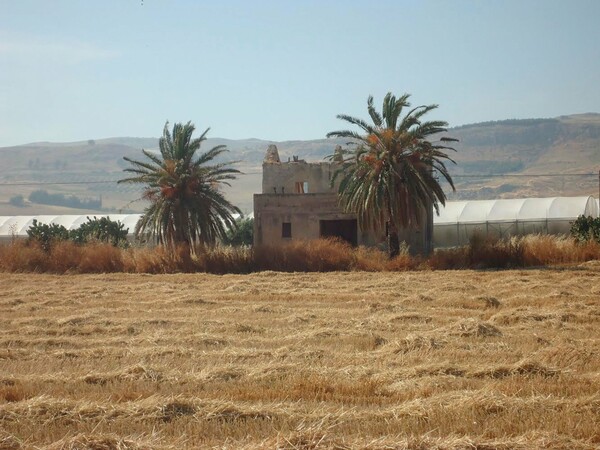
[1,266,599,449]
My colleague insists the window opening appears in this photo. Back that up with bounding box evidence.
[282,222,292,238]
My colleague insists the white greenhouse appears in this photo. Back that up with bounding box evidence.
[433,196,599,248]
[0,213,253,242]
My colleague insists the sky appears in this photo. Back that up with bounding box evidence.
[1,0,599,147]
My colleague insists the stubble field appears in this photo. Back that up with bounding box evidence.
[1,267,599,449]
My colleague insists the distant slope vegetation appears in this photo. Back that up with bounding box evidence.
[451,114,600,171]
[444,114,600,199]
[0,114,599,214]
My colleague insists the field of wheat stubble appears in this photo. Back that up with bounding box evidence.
[1,268,599,449]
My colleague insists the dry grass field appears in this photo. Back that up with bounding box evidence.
[1,268,600,449]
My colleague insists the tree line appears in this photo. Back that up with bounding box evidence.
[28,190,102,210]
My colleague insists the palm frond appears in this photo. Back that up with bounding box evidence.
[367,95,383,127]
[328,92,458,239]
[335,114,375,134]
[118,120,240,250]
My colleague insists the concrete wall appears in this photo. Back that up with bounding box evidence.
[253,193,381,246]
[262,161,342,194]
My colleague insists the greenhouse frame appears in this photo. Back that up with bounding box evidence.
[432,196,598,247]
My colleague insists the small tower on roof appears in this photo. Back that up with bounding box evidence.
[333,145,344,163]
[264,144,281,163]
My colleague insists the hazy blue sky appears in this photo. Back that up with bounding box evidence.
[1,0,599,146]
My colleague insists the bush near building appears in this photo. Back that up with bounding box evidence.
[26,216,128,251]
[570,215,600,243]
[222,217,253,247]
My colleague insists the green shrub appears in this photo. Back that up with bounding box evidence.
[222,217,253,246]
[570,215,600,243]
[70,216,129,247]
[26,219,71,251]
[26,216,129,251]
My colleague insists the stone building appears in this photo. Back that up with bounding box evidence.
[252,145,432,253]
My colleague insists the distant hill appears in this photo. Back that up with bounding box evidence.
[445,113,600,199]
[0,113,599,214]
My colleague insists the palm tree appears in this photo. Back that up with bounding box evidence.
[327,93,457,257]
[118,121,241,251]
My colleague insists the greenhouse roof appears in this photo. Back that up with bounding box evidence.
[434,196,598,225]
[0,214,143,237]
[0,213,253,237]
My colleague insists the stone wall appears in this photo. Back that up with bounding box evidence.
[261,161,342,194]
[253,193,378,246]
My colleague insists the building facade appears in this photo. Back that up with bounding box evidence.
[253,145,432,253]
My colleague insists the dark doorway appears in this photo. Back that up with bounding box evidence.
[319,219,358,246]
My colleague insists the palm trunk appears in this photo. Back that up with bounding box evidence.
[387,221,400,258]
[175,207,192,253]
[386,196,400,258]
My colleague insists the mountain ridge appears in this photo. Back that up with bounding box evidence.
[1,114,599,213]
[10,112,600,148]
